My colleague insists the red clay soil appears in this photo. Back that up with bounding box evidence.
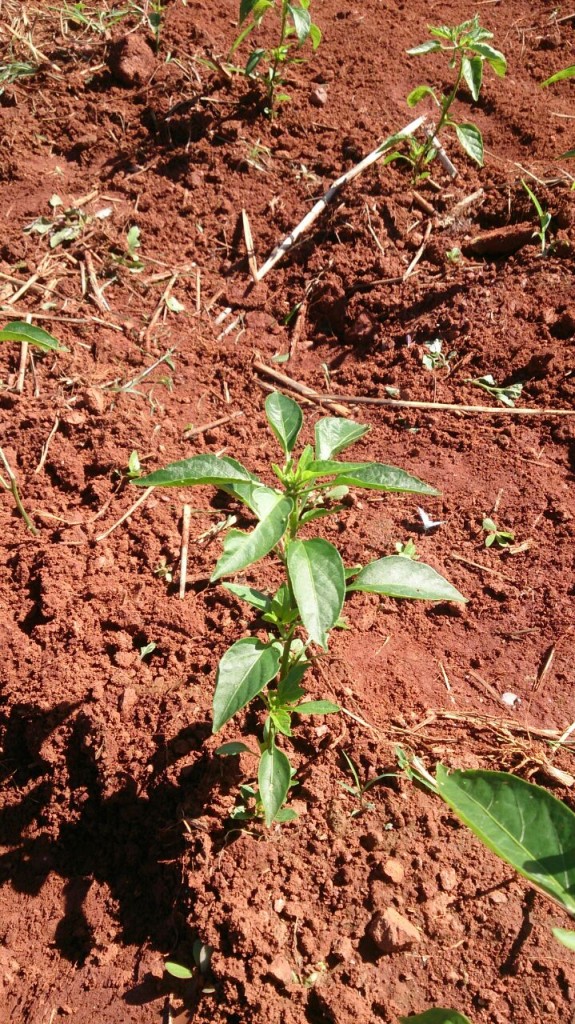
[1,1,574,1022]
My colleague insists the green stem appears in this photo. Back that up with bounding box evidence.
[0,445,38,535]
[268,0,289,112]
[416,52,464,177]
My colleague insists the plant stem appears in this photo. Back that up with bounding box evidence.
[0,444,38,535]
[416,54,464,177]
[268,0,289,113]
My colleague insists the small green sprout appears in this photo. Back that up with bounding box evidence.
[521,180,552,254]
[404,16,507,176]
[139,640,157,659]
[133,392,465,825]
[542,64,575,159]
[482,517,514,548]
[229,0,322,115]
[446,246,461,264]
[339,749,393,817]
[0,61,37,94]
[421,339,456,372]
[395,538,419,559]
[154,557,173,583]
[468,374,523,407]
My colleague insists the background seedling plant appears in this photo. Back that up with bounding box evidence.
[230,0,321,115]
[339,749,393,817]
[542,64,575,160]
[135,392,465,825]
[482,517,514,548]
[405,16,507,175]
[522,180,552,254]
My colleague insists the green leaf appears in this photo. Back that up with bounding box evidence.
[469,42,507,76]
[239,0,260,24]
[296,700,340,715]
[462,55,482,101]
[309,461,439,496]
[347,556,466,602]
[213,638,280,732]
[274,807,299,822]
[287,3,311,44]
[287,538,345,649]
[215,741,256,756]
[259,744,292,826]
[399,1011,473,1024]
[407,85,438,107]
[265,392,303,455]
[309,22,321,49]
[224,481,282,517]
[276,661,309,704]
[134,453,256,489]
[436,768,575,915]
[165,961,194,980]
[553,928,575,951]
[222,583,271,612]
[406,40,441,55]
[454,122,483,166]
[0,321,63,352]
[211,495,293,580]
[542,64,575,87]
[314,417,369,460]
[271,709,292,735]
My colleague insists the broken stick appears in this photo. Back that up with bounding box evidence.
[254,116,426,282]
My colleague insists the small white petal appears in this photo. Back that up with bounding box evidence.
[501,692,521,708]
[417,507,445,531]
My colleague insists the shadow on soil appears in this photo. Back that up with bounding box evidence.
[0,701,230,1010]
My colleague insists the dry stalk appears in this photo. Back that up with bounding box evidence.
[95,486,154,542]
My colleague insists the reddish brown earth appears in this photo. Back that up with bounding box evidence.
[1,1,574,1022]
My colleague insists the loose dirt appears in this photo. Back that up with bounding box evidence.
[1,1,574,1022]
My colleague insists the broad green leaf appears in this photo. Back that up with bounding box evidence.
[462,55,482,101]
[275,807,299,822]
[399,1011,473,1024]
[222,583,271,612]
[212,495,293,579]
[561,147,575,159]
[287,3,311,44]
[265,392,303,455]
[309,22,321,49]
[134,453,256,489]
[296,700,340,715]
[436,768,575,915]
[454,123,483,166]
[215,741,256,756]
[469,42,507,76]
[314,417,369,460]
[165,962,194,980]
[271,709,292,735]
[309,461,439,496]
[553,928,575,951]
[239,0,261,24]
[276,661,309,704]
[213,638,280,732]
[407,85,438,107]
[299,506,344,525]
[259,744,292,826]
[287,538,345,648]
[406,40,441,54]
[347,556,466,602]
[223,481,281,516]
[542,64,575,87]
[428,25,453,41]
[0,321,63,352]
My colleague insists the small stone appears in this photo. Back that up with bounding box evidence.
[119,686,137,720]
[274,898,285,914]
[368,908,421,954]
[108,34,155,87]
[332,936,355,962]
[438,867,457,892]
[489,890,508,905]
[310,86,328,107]
[382,858,405,885]
[267,956,293,987]
[82,387,106,415]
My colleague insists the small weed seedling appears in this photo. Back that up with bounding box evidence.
[229,0,321,115]
[134,393,465,825]
[404,16,507,175]
[0,60,37,94]
[482,517,514,548]
[339,749,393,817]
[542,64,575,160]
[0,321,64,534]
[421,338,456,373]
[522,179,552,254]
[26,195,92,249]
[395,538,418,559]
[468,374,523,407]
